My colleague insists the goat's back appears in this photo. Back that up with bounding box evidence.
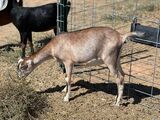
[10,3,59,31]
[52,27,122,63]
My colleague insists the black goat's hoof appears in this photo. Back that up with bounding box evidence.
[59,63,66,73]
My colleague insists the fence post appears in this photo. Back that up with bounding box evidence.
[59,0,68,32]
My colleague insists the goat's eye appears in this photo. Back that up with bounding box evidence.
[21,65,28,70]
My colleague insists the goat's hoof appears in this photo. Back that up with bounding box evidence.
[63,97,69,102]
[61,86,67,93]
[112,102,120,107]
[62,88,67,93]
[114,103,120,107]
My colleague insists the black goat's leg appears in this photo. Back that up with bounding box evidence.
[53,27,57,36]
[20,43,26,58]
[28,32,34,54]
[20,32,27,58]
[60,63,66,73]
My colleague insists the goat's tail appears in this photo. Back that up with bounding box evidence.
[121,32,144,43]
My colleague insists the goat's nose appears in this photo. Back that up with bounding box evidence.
[17,71,23,78]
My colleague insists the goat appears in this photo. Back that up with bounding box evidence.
[17,26,144,106]
[10,0,71,58]
[0,0,23,26]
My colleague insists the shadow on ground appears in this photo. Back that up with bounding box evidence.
[39,80,160,106]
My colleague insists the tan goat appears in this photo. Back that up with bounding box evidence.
[17,26,143,106]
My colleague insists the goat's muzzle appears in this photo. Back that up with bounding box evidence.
[17,63,27,79]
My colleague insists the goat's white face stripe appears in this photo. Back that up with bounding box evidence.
[26,60,32,65]
[18,58,24,64]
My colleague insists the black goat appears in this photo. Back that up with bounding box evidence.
[10,0,71,58]
[0,0,23,26]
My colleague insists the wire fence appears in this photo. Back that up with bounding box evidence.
[57,0,160,110]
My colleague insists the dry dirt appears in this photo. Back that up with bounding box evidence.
[0,0,160,120]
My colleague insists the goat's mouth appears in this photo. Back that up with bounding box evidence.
[17,71,29,79]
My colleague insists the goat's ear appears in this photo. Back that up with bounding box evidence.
[18,58,24,64]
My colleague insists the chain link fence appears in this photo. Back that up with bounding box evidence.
[57,0,160,110]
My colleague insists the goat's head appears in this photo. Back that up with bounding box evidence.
[17,57,34,78]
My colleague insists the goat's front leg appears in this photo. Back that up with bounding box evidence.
[53,27,57,36]
[63,62,73,102]
[62,77,67,93]
[20,32,27,58]
[28,32,34,54]
[20,43,26,58]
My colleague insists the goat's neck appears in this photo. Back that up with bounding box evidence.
[12,0,18,7]
[10,0,23,8]
[31,44,52,66]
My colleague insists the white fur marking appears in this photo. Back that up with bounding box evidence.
[63,96,69,102]
[26,60,32,65]
[65,77,69,82]
[62,86,67,93]
[18,58,23,64]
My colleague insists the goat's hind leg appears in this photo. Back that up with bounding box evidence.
[115,63,125,106]
[115,70,124,106]
[107,63,124,106]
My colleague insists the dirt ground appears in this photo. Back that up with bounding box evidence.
[1,43,160,120]
[0,0,160,120]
